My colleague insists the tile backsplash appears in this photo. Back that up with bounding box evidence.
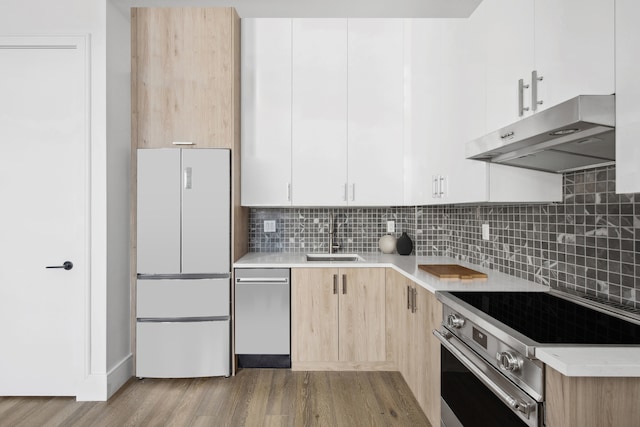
[248,166,639,309]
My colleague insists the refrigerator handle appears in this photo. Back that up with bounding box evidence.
[184,167,192,189]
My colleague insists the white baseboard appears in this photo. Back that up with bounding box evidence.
[107,354,133,399]
[76,354,133,401]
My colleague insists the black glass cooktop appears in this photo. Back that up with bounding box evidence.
[450,292,640,345]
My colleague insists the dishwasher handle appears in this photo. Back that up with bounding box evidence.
[236,277,289,284]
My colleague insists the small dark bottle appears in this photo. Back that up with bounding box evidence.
[396,232,413,255]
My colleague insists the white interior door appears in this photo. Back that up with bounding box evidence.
[0,36,88,396]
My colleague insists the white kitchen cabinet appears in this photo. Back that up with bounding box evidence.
[481,0,535,133]
[347,19,405,206]
[477,0,614,135]
[241,19,292,206]
[615,0,640,194]
[534,0,614,112]
[439,16,488,204]
[440,15,563,204]
[403,19,443,206]
[291,19,348,206]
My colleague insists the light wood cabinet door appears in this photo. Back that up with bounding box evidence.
[385,269,442,426]
[545,366,640,427]
[132,7,239,149]
[291,268,339,362]
[338,268,386,362]
[385,269,411,374]
[421,286,442,426]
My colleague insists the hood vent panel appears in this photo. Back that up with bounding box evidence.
[466,95,615,173]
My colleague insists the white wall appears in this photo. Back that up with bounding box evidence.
[106,0,133,396]
[0,0,131,400]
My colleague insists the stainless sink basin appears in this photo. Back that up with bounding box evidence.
[305,253,363,262]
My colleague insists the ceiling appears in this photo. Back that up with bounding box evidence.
[110,0,482,18]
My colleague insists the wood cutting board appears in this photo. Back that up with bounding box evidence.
[418,264,487,280]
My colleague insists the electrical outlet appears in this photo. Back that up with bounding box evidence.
[264,220,276,233]
[387,220,395,233]
[482,223,490,240]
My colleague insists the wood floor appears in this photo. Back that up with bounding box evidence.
[0,370,431,427]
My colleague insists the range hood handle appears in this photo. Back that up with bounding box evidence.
[531,70,543,112]
[518,78,530,117]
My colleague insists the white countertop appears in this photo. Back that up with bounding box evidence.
[535,347,640,377]
[234,252,640,378]
[234,252,548,293]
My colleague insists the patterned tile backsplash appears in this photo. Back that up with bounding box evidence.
[248,166,640,309]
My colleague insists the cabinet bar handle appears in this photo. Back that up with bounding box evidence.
[411,288,417,313]
[333,274,338,295]
[518,78,530,117]
[351,184,356,202]
[531,70,543,112]
[342,274,347,294]
[432,175,439,198]
[287,183,291,202]
[184,167,192,189]
[439,176,446,197]
[172,141,194,145]
[343,183,348,201]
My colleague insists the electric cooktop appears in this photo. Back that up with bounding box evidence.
[450,291,640,345]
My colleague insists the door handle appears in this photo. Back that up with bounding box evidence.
[342,274,347,294]
[46,261,73,270]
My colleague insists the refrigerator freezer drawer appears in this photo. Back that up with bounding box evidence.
[136,320,230,378]
[137,278,229,318]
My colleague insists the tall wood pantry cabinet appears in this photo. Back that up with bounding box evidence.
[130,7,247,375]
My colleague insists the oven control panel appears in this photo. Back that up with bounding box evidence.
[441,305,544,400]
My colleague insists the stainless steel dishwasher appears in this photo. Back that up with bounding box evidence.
[234,268,290,368]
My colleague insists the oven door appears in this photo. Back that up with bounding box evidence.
[434,329,542,427]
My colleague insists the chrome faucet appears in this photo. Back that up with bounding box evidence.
[328,211,341,254]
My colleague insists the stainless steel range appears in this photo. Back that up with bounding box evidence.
[433,290,640,427]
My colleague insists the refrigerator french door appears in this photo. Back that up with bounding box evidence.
[136,148,231,378]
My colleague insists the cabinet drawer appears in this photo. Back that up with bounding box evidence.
[137,278,229,318]
[136,320,230,378]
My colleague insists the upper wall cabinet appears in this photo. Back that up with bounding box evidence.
[477,0,614,134]
[131,8,240,149]
[347,19,404,206]
[241,19,293,206]
[534,0,614,112]
[480,0,535,133]
[440,16,562,205]
[291,19,348,206]
[615,0,640,194]
[403,19,444,205]
[242,18,405,207]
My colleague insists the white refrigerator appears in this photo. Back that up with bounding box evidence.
[136,148,230,378]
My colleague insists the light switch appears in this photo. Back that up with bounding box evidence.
[264,220,276,233]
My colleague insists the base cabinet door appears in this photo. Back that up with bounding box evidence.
[291,268,339,362]
[291,268,386,366]
[385,268,441,426]
[338,268,386,362]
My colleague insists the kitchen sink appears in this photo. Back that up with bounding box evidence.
[305,253,364,262]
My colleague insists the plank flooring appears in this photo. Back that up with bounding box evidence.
[0,370,431,427]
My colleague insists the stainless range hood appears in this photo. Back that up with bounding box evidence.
[466,95,615,173]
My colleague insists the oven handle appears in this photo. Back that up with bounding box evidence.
[433,329,532,419]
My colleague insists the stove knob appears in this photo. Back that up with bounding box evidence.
[497,351,523,373]
[446,313,465,329]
